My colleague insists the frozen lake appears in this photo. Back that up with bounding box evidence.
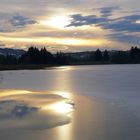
[0,65,140,140]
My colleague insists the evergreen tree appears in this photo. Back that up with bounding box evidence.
[130,46,140,63]
[103,50,110,61]
[94,49,102,61]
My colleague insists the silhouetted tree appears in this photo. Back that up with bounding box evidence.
[55,51,68,64]
[3,46,140,66]
[103,50,110,61]
[111,51,129,64]
[94,49,102,61]
[130,46,140,63]
[0,55,17,65]
[40,47,54,64]
[19,46,54,65]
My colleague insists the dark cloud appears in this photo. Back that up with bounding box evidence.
[67,6,120,27]
[67,11,140,45]
[100,15,140,32]
[67,14,108,27]
[107,33,140,44]
[0,14,37,32]
[68,13,140,32]
[99,6,120,17]
[9,15,37,28]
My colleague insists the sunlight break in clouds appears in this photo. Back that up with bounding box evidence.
[0,36,108,49]
[41,15,71,29]
[0,0,140,51]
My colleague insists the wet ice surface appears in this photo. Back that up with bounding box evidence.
[0,90,140,140]
[0,65,140,140]
[1,65,140,117]
[0,90,73,131]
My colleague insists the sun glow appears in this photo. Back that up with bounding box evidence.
[0,90,32,98]
[42,15,70,29]
[136,20,140,24]
[52,102,73,114]
[1,36,107,47]
[42,101,74,114]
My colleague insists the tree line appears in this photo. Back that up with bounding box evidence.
[0,46,140,65]
[88,46,140,64]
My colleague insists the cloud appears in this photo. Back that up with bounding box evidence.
[99,6,120,17]
[107,33,140,44]
[9,15,37,28]
[0,1,140,50]
[67,6,121,27]
[67,14,108,27]
[0,14,37,32]
[67,10,140,46]
[68,13,140,32]
[0,42,5,47]
[99,15,140,32]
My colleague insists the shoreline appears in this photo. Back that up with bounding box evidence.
[0,64,56,71]
[0,63,140,71]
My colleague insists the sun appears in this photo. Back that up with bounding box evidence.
[42,15,70,29]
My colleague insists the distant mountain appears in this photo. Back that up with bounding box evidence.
[0,48,26,57]
[64,51,92,60]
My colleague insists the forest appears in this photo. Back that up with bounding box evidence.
[0,46,140,65]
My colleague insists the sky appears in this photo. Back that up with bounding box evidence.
[0,0,140,52]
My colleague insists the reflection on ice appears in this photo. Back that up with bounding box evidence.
[11,105,38,118]
[0,89,74,131]
[46,101,74,114]
[54,66,73,71]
